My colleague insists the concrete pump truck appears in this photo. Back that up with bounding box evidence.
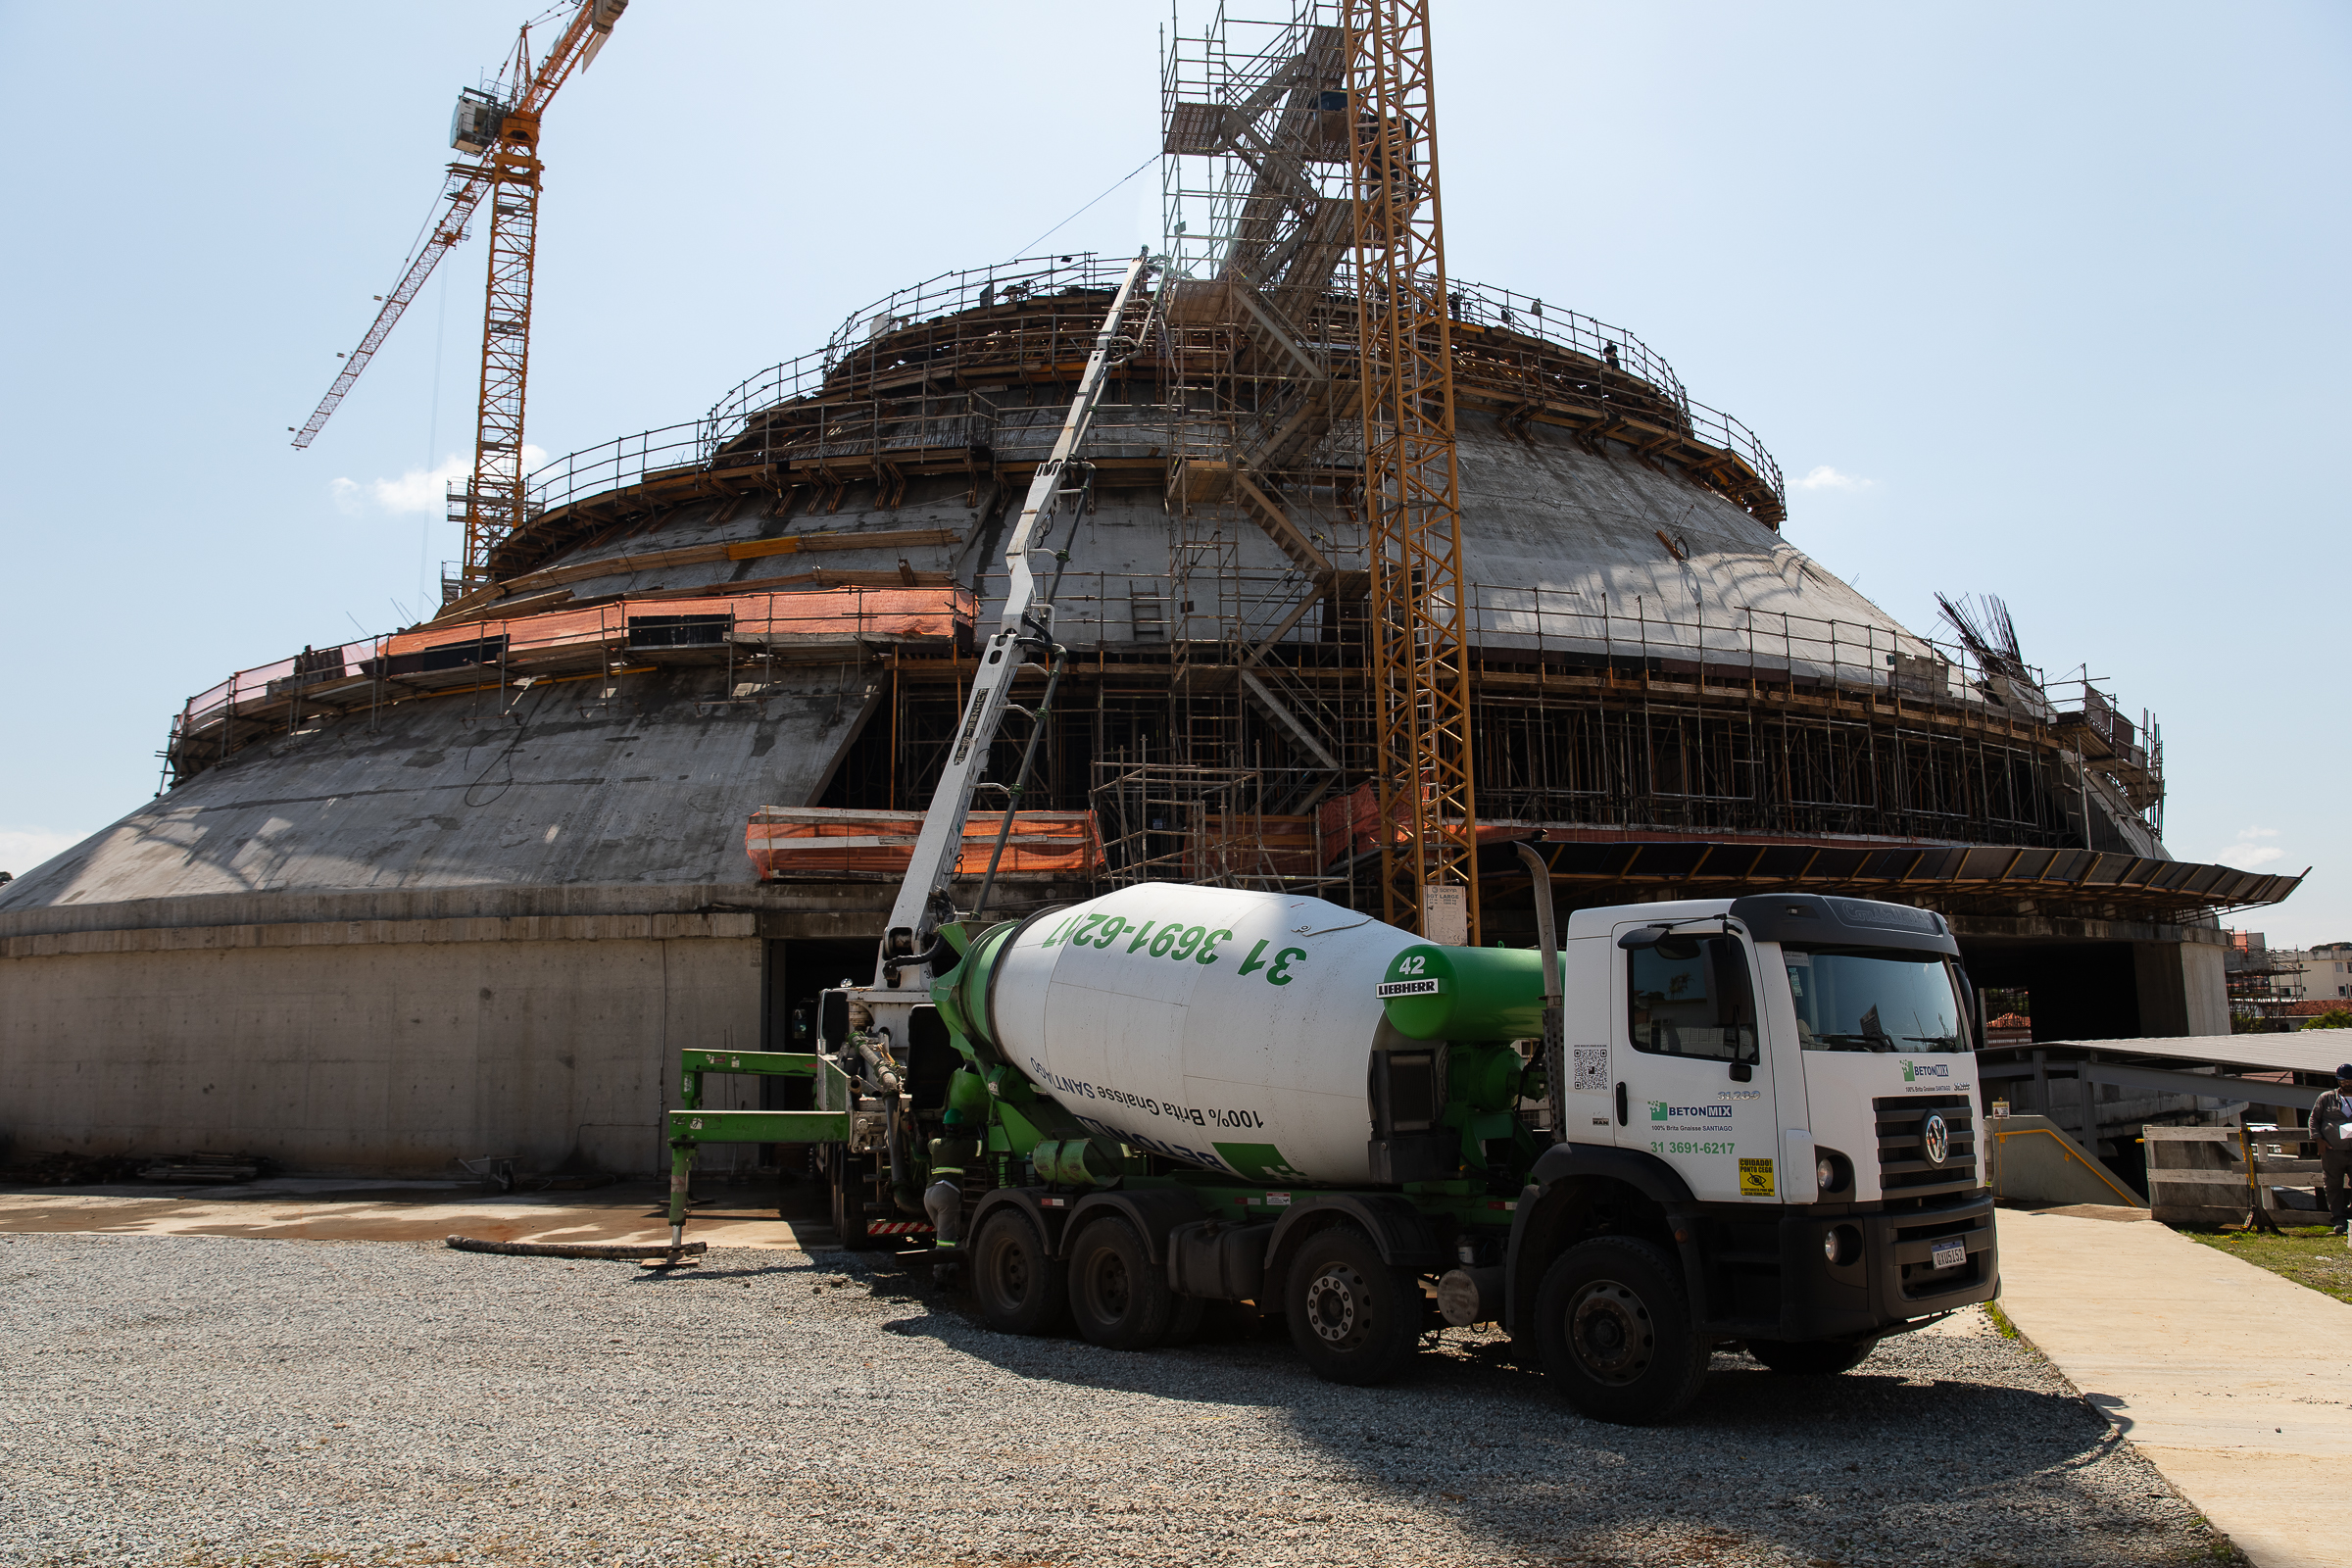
[663,254,1999,1424]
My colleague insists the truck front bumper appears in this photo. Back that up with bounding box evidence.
[1774,1189,1999,1342]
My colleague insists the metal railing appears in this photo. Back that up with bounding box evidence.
[173,638,386,742]
[1444,280,1688,411]
[1444,280,1781,505]
[511,247,1783,527]
[168,569,2161,840]
[168,589,977,755]
[696,253,1135,458]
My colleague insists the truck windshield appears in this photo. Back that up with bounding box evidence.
[1783,947,1967,1054]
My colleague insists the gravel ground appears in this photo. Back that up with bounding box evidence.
[0,1232,2236,1568]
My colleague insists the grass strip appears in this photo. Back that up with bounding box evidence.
[2180,1223,2352,1305]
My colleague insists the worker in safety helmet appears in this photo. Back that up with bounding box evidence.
[2316,1064,2352,1235]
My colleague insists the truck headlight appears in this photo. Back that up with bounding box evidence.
[1823,1225,1861,1266]
[1814,1151,1851,1195]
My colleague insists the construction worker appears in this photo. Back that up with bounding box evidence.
[2317,1064,2352,1234]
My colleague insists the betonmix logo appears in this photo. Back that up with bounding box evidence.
[1898,1059,1952,1082]
[1647,1101,1736,1122]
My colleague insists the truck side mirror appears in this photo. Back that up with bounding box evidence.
[1708,937,1761,1069]
[1619,926,1698,957]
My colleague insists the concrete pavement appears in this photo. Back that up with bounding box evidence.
[1996,1205,2352,1568]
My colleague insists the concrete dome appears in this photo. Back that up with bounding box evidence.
[0,257,2280,1175]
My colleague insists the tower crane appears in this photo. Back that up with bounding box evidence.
[1344,0,1481,944]
[290,1,627,604]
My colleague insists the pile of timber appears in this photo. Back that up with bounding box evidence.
[136,1152,271,1185]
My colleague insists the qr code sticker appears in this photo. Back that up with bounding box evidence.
[1572,1046,1608,1095]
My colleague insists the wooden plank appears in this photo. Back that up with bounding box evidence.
[774,526,962,557]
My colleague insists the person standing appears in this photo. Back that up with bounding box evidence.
[2315,1064,2352,1235]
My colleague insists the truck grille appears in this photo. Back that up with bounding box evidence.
[1887,1204,1994,1300]
[1874,1093,1979,1203]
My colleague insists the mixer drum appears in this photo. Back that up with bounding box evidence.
[972,885,1424,1182]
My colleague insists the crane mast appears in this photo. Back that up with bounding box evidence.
[1344,0,1481,945]
[291,1,625,605]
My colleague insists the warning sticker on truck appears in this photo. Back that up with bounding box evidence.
[1739,1157,1777,1198]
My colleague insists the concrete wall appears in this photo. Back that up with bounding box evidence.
[2128,937,2230,1038]
[0,879,1080,1178]
[0,910,764,1177]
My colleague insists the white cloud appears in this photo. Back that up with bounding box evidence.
[1798,465,1873,492]
[331,446,547,516]
[0,826,84,875]
[2215,825,2285,869]
[368,453,470,514]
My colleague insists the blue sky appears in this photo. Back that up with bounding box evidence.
[1,2,2344,942]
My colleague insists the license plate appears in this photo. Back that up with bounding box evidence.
[1931,1239,1966,1271]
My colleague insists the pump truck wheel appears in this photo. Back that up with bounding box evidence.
[1535,1236,1711,1425]
[1066,1216,1180,1350]
[1285,1224,1420,1387]
[971,1206,1070,1337]
[1745,1335,1879,1376]
[827,1146,879,1252]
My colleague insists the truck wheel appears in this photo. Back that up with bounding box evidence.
[1286,1224,1419,1387]
[827,1147,878,1252]
[970,1207,1069,1337]
[1066,1217,1179,1350]
[1746,1336,1879,1375]
[1535,1237,1711,1425]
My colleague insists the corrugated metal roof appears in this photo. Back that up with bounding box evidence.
[2028,1030,2352,1077]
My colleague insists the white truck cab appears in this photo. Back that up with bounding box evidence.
[1550,891,1994,1348]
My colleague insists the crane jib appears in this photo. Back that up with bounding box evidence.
[291,0,622,453]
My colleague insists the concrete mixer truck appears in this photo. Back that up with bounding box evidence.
[661,255,1998,1423]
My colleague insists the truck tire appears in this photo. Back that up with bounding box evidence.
[971,1206,1070,1337]
[1066,1217,1179,1350]
[828,1146,878,1252]
[1745,1335,1879,1375]
[1535,1236,1711,1425]
[1285,1224,1420,1387]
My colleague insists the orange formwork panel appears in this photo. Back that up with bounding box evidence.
[383,586,978,660]
[747,807,1105,882]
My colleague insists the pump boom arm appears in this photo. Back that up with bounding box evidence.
[876,249,1153,983]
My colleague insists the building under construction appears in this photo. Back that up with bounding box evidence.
[0,5,2300,1177]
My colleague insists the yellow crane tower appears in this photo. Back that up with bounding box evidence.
[291,1,627,604]
[1345,0,1481,944]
